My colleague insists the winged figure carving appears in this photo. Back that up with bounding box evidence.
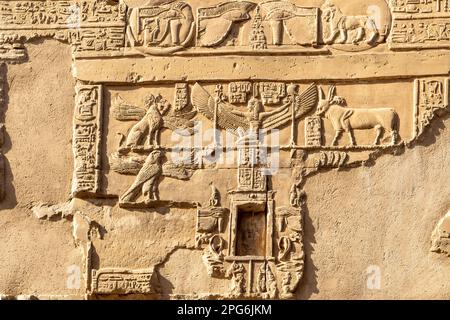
[112,93,197,148]
[197,1,257,47]
[191,82,318,135]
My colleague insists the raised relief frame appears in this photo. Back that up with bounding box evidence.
[0,0,449,299]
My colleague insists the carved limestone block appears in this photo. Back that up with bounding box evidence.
[195,185,228,276]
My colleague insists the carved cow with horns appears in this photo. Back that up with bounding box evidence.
[315,86,399,146]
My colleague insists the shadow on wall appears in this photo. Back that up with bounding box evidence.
[155,273,174,298]
[297,200,319,299]
[416,111,449,148]
[294,111,450,299]
[0,64,17,209]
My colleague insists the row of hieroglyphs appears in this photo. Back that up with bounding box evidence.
[1,0,450,58]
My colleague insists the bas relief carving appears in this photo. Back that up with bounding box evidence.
[1,0,450,299]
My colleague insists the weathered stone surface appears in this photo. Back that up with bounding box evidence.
[0,0,449,300]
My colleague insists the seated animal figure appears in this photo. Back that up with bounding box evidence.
[321,0,379,45]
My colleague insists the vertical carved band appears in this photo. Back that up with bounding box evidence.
[414,77,450,139]
[72,83,103,196]
[0,63,5,201]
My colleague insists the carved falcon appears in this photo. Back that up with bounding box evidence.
[116,149,197,203]
[120,150,164,202]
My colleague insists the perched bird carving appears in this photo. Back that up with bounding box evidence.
[120,150,164,203]
[114,149,197,204]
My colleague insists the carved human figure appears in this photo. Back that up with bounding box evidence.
[230,96,288,134]
[289,183,306,208]
[281,273,292,297]
[227,262,246,296]
[321,0,379,45]
[316,86,399,146]
[120,150,164,203]
[125,94,170,148]
[257,263,267,293]
[265,266,277,299]
[257,263,277,299]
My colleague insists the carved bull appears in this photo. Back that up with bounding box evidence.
[316,86,399,146]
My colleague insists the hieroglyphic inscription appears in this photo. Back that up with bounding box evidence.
[254,82,286,105]
[390,0,450,13]
[228,82,252,104]
[91,268,155,295]
[390,0,450,49]
[391,15,450,49]
[414,77,450,138]
[304,116,322,147]
[0,0,127,54]
[174,83,189,111]
[72,83,102,196]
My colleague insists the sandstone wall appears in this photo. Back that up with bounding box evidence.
[0,0,449,300]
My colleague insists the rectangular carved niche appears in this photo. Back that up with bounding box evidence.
[235,203,267,257]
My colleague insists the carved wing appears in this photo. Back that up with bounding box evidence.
[197,2,256,47]
[261,84,318,131]
[111,94,146,121]
[109,152,146,175]
[259,102,291,131]
[162,110,197,136]
[191,83,249,133]
[297,83,319,117]
[162,162,195,180]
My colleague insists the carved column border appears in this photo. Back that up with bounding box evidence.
[72,82,103,197]
[0,63,5,201]
[413,77,450,140]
